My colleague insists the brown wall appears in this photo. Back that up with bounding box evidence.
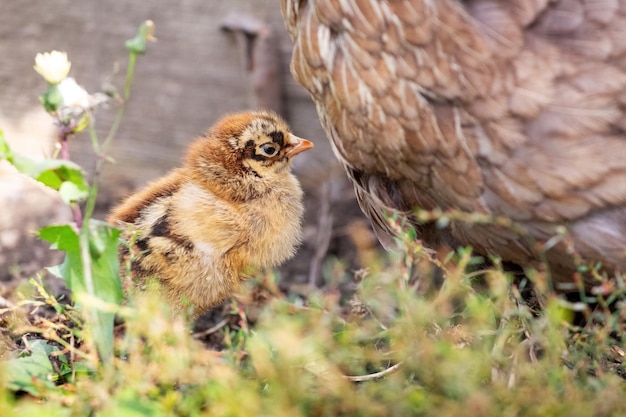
[0,0,373,288]
[2,0,333,196]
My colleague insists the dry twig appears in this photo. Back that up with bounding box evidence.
[308,180,333,287]
[193,319,228,339]
[341,361,404,382]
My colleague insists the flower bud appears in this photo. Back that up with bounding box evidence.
[39,83,63,112]
[125,20,156,54]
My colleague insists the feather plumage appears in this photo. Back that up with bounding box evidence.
[282,0,626,288]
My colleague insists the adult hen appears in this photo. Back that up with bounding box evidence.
[108,111,313,316]
[282,0,626,289]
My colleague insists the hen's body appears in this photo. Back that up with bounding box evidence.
[282,0,626,286]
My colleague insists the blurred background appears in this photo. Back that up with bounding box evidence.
[0,0,381,301]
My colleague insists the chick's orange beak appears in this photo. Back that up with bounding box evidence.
[286,134,314,158]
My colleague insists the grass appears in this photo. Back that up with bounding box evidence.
[1,235,625,417]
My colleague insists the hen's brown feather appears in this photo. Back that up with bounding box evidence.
[282,0,626,286]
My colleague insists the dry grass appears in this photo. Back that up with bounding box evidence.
[1,231,625,417]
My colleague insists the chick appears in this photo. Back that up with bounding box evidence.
[107,111,314,316]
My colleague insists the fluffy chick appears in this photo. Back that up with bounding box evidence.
[107,111,314,317]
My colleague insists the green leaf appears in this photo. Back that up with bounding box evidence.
[37,168,63,189]
[100,390,168,417]
[42,220,122,360]
[88,220,123,304]
[58,361,92,380]
[47,224,122,304]
[85,221,123,361]
[0,130,8,156]
[59,181,86,204]
[32,159,89,203]
[0,135,89,203]
[39,219,122,360]
[55,250,85,298]
[2,339,60,396]
[0,134,37,174]
[8,153,39,177]
[38,224,79,252]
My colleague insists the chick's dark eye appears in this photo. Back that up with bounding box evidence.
[260,143,278,157]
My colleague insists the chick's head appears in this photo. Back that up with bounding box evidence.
[185,111,313,201]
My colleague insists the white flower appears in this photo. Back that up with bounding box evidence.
[33,51,71,84]
[53,77,108,128]
[58,77,90,109]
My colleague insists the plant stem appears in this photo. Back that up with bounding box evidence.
[124,52,136,98]
[79,50,139,300]
[58,126,84,228]
[60,135,70,160]
[102,51,137,151]
[87,112,100,154]
[71,205,83,229]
